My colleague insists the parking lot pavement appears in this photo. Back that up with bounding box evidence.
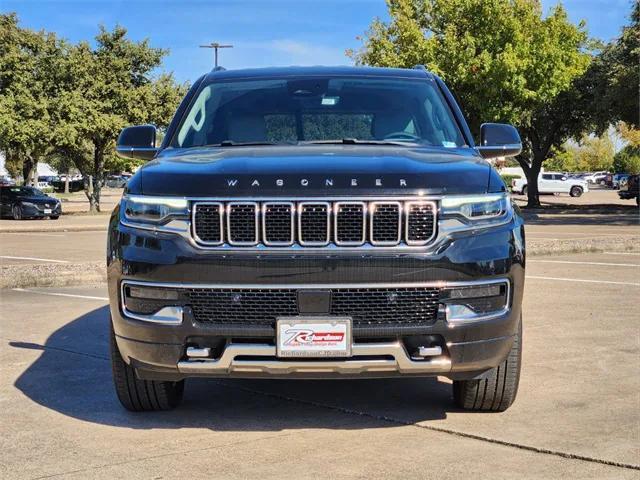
[513,188,635,207]
[0,213,110,233]
[0,231,107,265]
[1,254,638,479]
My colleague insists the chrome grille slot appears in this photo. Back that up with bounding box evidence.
[405,201,436,245]
[227,202,258,245]
[334,202,366,245]
[298,202,330,246]
[262,202,294,246]
[193,202,223,245]
[370,202,401,245]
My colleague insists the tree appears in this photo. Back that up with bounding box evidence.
[348,0,593,206]
[0,13,64,185]
[52,26,188,212]
[588,2,639,130]
[613,145,640,174]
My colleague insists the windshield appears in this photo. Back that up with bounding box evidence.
[172,76,466,148]
[8,187,46,196]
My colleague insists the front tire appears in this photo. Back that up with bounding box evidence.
[12,205,22,220]
[453,316,522,412]
[110,323,184,411]
[50,215,59,220]
[570,186,583,197]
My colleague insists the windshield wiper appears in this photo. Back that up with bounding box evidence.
[217,140,278,147]
[299,138,428,147]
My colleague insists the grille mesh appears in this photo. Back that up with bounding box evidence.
[406,203,435,243]
[263,203,293,244]
[228,203,257,244]
[193,204,222,244]
[335,203,365,244]
[299,203,329,244]
[185,287,441,326]
[371,203,400,244]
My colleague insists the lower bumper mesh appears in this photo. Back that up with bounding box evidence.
[185,287,441,327]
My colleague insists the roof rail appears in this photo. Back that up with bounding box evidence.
[212,66,226,72]
[413,64,428,71]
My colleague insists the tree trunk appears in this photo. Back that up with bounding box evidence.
[524,161,542,208]
[22,158,36,186]
[64,170,70,194]
[89,144,105,213]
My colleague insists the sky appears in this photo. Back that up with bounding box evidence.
[1,0,633,84]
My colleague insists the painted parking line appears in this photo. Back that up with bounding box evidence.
[11,288,108,301]
[526,275,640,287]
[603,252,640,256]
[528,260,640,267]
[0,255,69,264]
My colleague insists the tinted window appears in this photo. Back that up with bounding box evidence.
[6,187,46,197]
[542,174,552,180]
[173,77,465,148]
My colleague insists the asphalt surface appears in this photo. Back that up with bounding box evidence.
[0,231,107,265]
[1,252,639,479]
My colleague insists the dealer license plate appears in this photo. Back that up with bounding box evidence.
[44,209,52,214]
[276,317,352,358]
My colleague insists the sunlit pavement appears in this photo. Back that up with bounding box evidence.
[1,252,638,479]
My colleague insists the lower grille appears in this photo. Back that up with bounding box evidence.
[185,287,441,327]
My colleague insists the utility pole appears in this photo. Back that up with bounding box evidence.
[199,42,233,68]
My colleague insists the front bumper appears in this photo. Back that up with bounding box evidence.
[20,203,62,217]
[107,212,525,381]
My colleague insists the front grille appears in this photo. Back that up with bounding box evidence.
[185,286,441,326]
[191,199,437,248]
[335,202,365,245]
[370,202,401,245]
[263,203,293,245]
[227,203,258,245]
[193,203,223,244]
[406,202,436,245]
[299,202,330,245]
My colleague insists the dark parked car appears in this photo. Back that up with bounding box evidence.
[108,66,525,412]
[618,174,639,205]
[0,186,62,219]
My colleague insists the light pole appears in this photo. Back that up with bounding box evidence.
[199,42,233,68]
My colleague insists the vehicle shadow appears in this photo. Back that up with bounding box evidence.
[11,306,457,431]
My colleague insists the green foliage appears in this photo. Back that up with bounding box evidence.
[499,174,520,189]
[548,132,616,173]
[587,3,639,130]
[0,14,188,211]
[349,0,595,206]
[613,145,640,174]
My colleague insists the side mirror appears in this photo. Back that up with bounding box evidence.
[477,123,522,159]
[116,125,158,161]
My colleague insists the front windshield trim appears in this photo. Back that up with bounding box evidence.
[168,75,467,150]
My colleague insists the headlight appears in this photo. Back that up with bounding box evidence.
[121,195,189,226]
[440,193,512,231]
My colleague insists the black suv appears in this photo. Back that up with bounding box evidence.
[109,66,525,412]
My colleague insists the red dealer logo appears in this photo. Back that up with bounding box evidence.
[283,329,345,346]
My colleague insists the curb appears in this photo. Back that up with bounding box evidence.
[2,237,638,290]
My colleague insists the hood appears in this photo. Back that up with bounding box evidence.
[129,145,497,197]
[18,195,57,204]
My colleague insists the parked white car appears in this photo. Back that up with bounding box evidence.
[583,171,609,185]
[512,172,589,197]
